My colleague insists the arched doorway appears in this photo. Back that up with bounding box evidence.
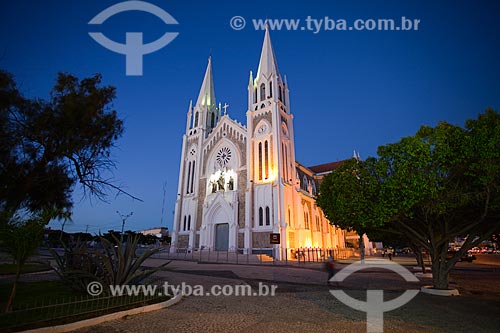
[215,223,229,251]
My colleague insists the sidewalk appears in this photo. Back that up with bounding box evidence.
[146,257,424,292]
[73,258,500,333]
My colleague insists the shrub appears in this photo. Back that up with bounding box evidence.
[50,234,170,293]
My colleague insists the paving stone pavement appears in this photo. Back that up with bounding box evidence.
[71,260,500,333]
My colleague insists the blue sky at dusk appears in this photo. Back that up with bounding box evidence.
[1,0,499,234]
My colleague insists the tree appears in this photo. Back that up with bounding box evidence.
[0,69,141,309]
[0,69,140,222]
[0,214,47,312]
[377,109,500,289]
[316,157,387,261]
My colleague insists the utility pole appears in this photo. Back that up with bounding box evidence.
[160,181,167,228]
[116,210,133,245]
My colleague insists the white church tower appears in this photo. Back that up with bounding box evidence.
[245,26,296,257]
[171,57,220,251]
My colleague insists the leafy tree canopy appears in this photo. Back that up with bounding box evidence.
[1,70,138,221]
[316,109,500,289]
[316,157,387,235]
[378,110,500,253]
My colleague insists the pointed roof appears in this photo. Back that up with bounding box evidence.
[256,25,280,80]
[196,57,215,108]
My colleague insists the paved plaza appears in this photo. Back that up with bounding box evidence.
[69,256,500,333]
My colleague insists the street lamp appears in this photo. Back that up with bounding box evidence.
[116,210,133,245]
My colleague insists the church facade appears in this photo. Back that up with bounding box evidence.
[170,28,351,258]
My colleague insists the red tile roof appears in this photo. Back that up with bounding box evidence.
[308,160,346,174]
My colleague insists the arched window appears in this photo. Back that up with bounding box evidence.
[190,161,196,194]
[254,87,257,103]
[194,112,199,127]
[304,211,310,229]
[288,208,292,227]
[258,142,263,180]
[281,143,285,180]
[186,161,192,194]
[188,215,191,231]
[264,140,269,179]
[265,206,270,226]
[285,145,289,180]
[210,112,215,128]
[260,83,266,101]
[283,143,289,181]
[302,175,308,191]
[278,86,283,102]
[269,81,273,98]
[259,207,263,226]
[312,181,317,195]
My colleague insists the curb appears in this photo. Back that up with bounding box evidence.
[420,285,459,296]
[20,292,183,333]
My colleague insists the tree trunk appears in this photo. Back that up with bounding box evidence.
[431,245,451,289]
[411,244,426,273]
[359,234,365,263]
[4,264,21,313]
[432,264,450,289]
[417,251,426,273]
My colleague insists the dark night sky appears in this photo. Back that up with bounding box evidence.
[1,0,498,233]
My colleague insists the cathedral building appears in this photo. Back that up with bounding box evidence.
[170,27,354,258]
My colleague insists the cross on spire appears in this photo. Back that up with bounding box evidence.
[222,103,229,115]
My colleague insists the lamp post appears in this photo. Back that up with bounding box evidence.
[116,210,133,245]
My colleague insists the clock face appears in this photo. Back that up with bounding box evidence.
[257,124,267,134]
[216,147,232,166]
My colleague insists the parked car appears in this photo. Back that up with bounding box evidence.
[447,251,476,262]
[396,247,412,254]
[469,247,481,254]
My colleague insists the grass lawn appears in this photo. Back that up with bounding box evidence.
[0,280,169,332]
[0,263,52,275]
[0,280,80,310]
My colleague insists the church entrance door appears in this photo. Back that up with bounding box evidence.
[215,223,229,251]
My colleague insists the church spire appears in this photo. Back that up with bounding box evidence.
[256,25,280,80]
[196,56,216,108]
